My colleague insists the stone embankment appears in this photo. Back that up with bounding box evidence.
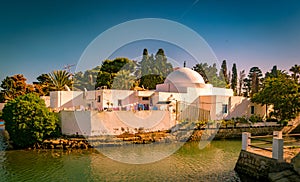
[36,138,91,150]
[189,126,284,141]
[235,150,300,181]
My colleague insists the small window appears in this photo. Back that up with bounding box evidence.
[251,106,255,114]
[97,95,101,102]
[118,99,122,106]
[142,97,149,100]
[222,104,228,114]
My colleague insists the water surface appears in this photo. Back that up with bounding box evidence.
[0,131,242,181]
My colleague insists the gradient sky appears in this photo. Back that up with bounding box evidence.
[1,0,300,83]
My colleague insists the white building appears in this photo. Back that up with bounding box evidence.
[50,67,267,136]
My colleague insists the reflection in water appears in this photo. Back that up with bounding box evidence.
[0,132,242,181]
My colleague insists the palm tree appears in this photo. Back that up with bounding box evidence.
[289,64,300,82]
[111,70,135,90]
[47,70,73,91]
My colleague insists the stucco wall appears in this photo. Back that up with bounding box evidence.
[226,96,268,119]
[50,91,84,110]
[60,110,174,136]
[60,111,92,136]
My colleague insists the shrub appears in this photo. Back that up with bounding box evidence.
[249,115,263,123]
[2,93,59,148]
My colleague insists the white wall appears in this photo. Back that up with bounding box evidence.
[60,111,92,136]
[50,91,84,110]
[60,110,174,136]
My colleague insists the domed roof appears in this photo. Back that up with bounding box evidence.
[164,67,205,84]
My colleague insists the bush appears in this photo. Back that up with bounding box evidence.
[249,115,263,123]
[2,93,59,148]
[266,117,278,123]
[235,116,248,123]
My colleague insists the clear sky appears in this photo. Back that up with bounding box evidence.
[1,0,300,83]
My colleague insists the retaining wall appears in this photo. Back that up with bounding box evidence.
[235,150,298,181]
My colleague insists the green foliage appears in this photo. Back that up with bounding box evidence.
[96,58,136,89]
[248,115,262,123]
[47,70,73,91]
[192,63,226,87]
[0,74,28,102]
[238,70,246,96]
[219,60,229,85]
[36,70,73,93]
[139,74,164,90]
[235,116,248,123]
[138,49,173,88]
[111,70,136,90]
[73,66,100,91]
[289,64,300,83]
[252,75,300,122]
[2,93,59,148]
[243,67,263,97]
[231,63,238,95]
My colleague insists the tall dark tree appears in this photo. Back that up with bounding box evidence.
[243,67,263,97]
[219,60,229,85]
[231,63,237,95]
[238,70,245,96]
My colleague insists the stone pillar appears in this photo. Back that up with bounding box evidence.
[272,137,283,161]
[242,132,251,151]
[273,131,282,139]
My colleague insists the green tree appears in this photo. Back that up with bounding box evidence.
[289,64,300,83]
[96,58,136,89]
[2,93,59,148]
[238,70,245,96]
[219,60,229,85]
[35,73,52,96]
[138,49,173,89]
[73,66,101,90]
[231,63,237,95]
[111,70,136,90]
[192,63,226,87]
[192,63,209,83]
[0,74,29,102]
[47,70,73,91]
[243,67,263,97]
[252,75,300,122]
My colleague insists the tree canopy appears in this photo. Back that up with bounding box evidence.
[251,73,300,122]
[192,63,226,87]
[243,67,263,97]
[137,48,173,89]
[0,74,31,102]
[2,93,59,148]
[95,57,136,89]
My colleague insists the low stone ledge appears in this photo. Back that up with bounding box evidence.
[235,150,299,181]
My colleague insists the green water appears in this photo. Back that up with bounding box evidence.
[0,131,242,182]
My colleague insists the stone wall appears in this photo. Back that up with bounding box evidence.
[235,150,294,181]
[190,126,284,141]
[215,126,283,139]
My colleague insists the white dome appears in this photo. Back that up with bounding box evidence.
[164,67,205,84]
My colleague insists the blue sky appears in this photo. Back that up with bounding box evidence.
[1,0,300,83]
